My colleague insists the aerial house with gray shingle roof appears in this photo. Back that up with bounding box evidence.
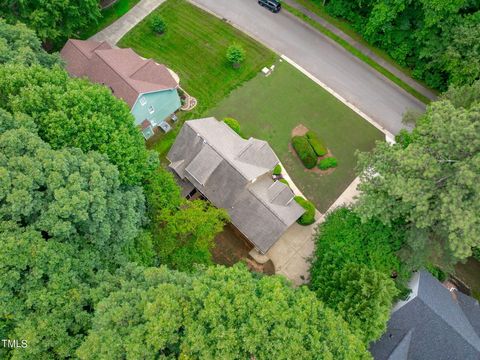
[370,270,480,360]
[167,117,305,254]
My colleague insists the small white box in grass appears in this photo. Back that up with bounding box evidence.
[270,65,275,71]
[261,67,271,76]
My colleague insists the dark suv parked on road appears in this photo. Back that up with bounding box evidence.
[258,0,281,13]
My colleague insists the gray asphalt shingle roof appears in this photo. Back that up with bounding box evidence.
[167,117,305,253]
[370,270,480,360]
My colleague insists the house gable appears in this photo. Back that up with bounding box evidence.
[131,89,181,126]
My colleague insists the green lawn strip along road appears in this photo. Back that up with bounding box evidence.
[283,2,431,104]
[79,0,141,39]
[119,0,276,155]
[211,61,383,212]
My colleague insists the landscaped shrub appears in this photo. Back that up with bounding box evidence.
[306,130,327,156]
[151,16,167,34]
[294,196,316,225]
[291,136,317,169]
[318,157,338,170]
[273,164,282,175]
[226,43,246,68]
[223,117,241,135]
[279,178,289,186]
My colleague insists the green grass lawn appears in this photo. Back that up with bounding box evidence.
[210,61,384,212]
[79,0,141,39]
[119,0,276,156]
[119,0,276,118]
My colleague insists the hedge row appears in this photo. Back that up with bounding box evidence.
[291,136,317,169]
[306,131,327,156]
[294,196,316,225]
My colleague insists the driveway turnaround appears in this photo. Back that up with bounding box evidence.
[91,0,167,44]
[191,0,425,135]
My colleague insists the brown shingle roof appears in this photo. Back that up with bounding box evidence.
[60,39,179,107]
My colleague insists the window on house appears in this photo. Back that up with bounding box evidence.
[140,97,147,106]
[148,105,155,114]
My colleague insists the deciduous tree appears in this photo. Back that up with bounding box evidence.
[0,0,101,46]
[0,118,146,264]
[226,43,246,68]
[322,0,480,90]
[0,224,101,358]
[77,264,371,360]
[356,82,480,264]
[153,199,229,271]
[314,263,398,344]
[0,64,157,185]
[0,19,61,67]
[310,208,404,343]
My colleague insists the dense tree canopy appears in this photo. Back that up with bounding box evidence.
[310,208,403,344]
[77,264,371,360]
[144,168,229,271]
[0,224,102,358]
[314,263,398,344]
[0,110,146,265]
[356,81,480,264]
[0,0,100,46]
[321,0,480,90]
[0,19,61,67]
[0,64,157,185]
[0,112,148,358]
[310,208,408,285]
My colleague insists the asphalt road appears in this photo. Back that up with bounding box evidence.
[192,0,425,135]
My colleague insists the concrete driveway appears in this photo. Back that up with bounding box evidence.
[191,0,425,135]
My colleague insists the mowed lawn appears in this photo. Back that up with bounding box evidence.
[210,61,384,212]
[118,0,276,117]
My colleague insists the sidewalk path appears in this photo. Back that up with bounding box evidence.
[283,0,437,101]
[266,175,361,286]
[91,0,166,44]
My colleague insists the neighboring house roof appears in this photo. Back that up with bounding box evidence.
[167,117,305,253]
[370,270,480,360]
[60,39,178,107]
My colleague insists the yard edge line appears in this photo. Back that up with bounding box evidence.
[281,54,395,141]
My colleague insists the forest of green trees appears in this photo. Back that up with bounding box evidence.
[0,3,479,358]
[0,20,370,359]
[320,0,480,90]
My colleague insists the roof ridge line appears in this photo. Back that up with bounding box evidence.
[93,48,142,95]
[419,297,480,352]
[247,181,290,226]
[130,59,155,77]
[69,39,93,59]
[187,121,259,180]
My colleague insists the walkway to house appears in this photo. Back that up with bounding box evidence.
[91,0,166,44]
[265,175,361,285]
